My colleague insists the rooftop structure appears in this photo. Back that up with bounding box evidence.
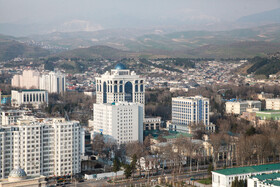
[95,64,145,105]
[248,172,280,187]
[212,163,280,187]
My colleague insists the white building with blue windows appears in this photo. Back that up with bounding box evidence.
[95,63,145,105]
[92,102,144,144]
[171,96,210,133]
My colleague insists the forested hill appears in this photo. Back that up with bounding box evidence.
[247,55,280,77]
[0,36,50,61]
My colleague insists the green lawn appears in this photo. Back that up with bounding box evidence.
[197,178,212,185]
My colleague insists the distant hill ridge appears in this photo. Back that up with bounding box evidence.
[53,45,136,60]
[0,37,50,61]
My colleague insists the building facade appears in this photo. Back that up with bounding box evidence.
[248,173,280,187]
[92,102,144,144]
[95,63,145,105]
[212,163,280,187]
[143,117,162,131]
[11,70,40,89]
[0,110,25,126]
[171,96,210,133]
[225,100,261,115]
[11,90,48,108]
[0,118,84,178]
[40,71,66,94]
[266,99,280,110]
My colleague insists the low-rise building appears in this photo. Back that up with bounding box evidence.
[0,167,46,187]
[266,99,280,110]
[212,163,280,187]
[143,117,162,131]
[248,172,280,187]
[11,89,48,108]
[225,100,261,115]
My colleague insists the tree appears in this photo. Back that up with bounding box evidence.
[112,157,121,181]
[91,134,105,157]
[130,154,137,177]
[126,141,147,176]
[208,163,214,177]
[231,177,246,187]
[124,164,132,179]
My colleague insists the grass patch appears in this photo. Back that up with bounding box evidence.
[197,178,212,185]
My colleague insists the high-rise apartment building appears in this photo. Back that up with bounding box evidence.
[12,70,66,94]
[40,71,66,94]
[171,96,210,132]
[95,63,145,105]
[0,118,84,178]
[11,70,40,89]
[92,102,144,144]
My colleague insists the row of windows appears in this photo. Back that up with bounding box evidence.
[23,93,46,102]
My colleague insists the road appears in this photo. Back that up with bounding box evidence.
[66,171,209,187]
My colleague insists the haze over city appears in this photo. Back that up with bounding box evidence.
[0,0,280,35]
[1,1,280,187]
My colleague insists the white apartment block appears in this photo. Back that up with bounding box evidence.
[171,96,210,133]
[11,70,40,89]
[0,118,84,178]
[95,63,145,105]
[266,99,280,110]
[212,163,280,187]
[92,102,144,144]
[11,89,48,108]
[225,100,261,115]
[40,71,66,94]
[12,70,66,94]
[0,110,25,126]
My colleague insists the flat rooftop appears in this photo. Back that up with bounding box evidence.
[213,163,280,176]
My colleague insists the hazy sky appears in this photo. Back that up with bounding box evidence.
[0,0,280,32]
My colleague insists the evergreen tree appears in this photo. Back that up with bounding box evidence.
[124,164,132,179]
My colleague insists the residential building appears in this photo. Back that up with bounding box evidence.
[225,100,261,115]
[212,163,280,187]
[92,102,144,144]
[266,99,280,110]
[11,70,40,89]
[248,173,280,187]
[11,89,48,108]
[171,96,210,133]
[0,118,84,178]
[40,71,66,94]
[95,63,145,105]
[0,110,25,125]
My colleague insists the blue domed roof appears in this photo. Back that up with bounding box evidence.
[114,63,127,70]
[9,167,27,178]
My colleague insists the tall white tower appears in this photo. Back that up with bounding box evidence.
[95,63,145,105]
